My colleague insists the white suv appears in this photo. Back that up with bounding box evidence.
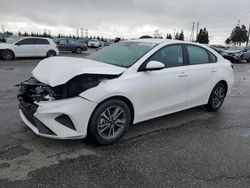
[0,37,59,60]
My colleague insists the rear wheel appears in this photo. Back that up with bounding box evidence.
[89,99,131,145]
[75,47,82,54]
[2,49,14,60]
[46,50,56,57]
[206,83,227,111]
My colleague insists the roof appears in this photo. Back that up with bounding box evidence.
[129,38,187,44]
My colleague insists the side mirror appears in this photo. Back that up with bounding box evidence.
[243,49,248,52]
[144,61,165,71]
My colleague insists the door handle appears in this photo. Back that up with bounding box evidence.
[211,69,217,73]
[179,72,188,77]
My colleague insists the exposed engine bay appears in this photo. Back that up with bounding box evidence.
[17,74,119,110]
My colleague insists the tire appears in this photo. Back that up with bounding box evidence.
[205,83,227,111]
[2,49,14,60]
[89,99,131,145]
[75,47,82,54]
[46,50,56,57]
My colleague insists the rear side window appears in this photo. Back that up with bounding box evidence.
[16,38,34,45]
[35,38,49,45]
[59,39,68,45]
[68,40,77,45]
[187,45,209,65]
[149,45,184,68]
[208,51,217,63]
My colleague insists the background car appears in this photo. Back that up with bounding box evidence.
[88,39,101,48]
[221,46,250,63]
[18,39,234,145]
[55,38,88,54]
[0,37,59,60]
[239,47,250,62]
[209,46,225,54]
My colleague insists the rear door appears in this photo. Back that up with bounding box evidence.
[68,39,77,51]
[58,39,69,51]
[185,44,219,106]
[14,38,36,57]
[34,38,50,57]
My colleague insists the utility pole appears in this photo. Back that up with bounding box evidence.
[190,22,195,41]
[80,28,84,38]
[246,25,250,47]
[196,22,199,41]
[85,29,88,38]
[237,20,240,26]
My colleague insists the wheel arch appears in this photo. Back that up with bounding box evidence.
[217,80,228,94]
[87,95,135,136]
[1,48,15,58]
[46,49,56,57]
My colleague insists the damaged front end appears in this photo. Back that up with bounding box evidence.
[17,74,120,137]
[17,74,119,105]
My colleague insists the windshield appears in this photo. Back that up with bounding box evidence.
[86,41,157,68]
[227,46,244,51]
[6,37,21,44]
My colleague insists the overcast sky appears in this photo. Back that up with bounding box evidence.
[1,0,250,44]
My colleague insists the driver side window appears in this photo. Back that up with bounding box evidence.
[16,38,34,45]
[149,45,184,68]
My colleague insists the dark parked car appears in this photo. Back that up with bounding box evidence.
[210,46,225,55]
[222,46,250,63]
[55,38,88,54]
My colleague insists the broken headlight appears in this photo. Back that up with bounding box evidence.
[18,74,119,102]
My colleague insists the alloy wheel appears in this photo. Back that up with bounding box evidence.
[211,86,225,108]
[97,106,126,140]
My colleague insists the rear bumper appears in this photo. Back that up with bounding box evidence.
[19,97,97,139]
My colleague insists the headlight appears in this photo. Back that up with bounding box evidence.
[234,52,241,57]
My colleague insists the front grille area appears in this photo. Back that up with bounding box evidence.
[18,78,56,136]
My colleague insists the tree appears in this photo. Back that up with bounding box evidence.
[230,24,248,45]
[225,38,231,45]
[196,28,209,44]
[175,32,179,40]
[166,33,172,39]
[178,30,184,41]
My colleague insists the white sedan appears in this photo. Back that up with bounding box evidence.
[88,39,101,48]
[0,37,59,60]
[17,39,234,145]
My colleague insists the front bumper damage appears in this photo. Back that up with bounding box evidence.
[18,78,97,139]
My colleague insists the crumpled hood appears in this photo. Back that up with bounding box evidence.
[224,50,242,54]
[32,57,126,87]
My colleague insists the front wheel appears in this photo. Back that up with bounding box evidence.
[206,83,227,111]
[89,99,131,145]
[2,49,14,60]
